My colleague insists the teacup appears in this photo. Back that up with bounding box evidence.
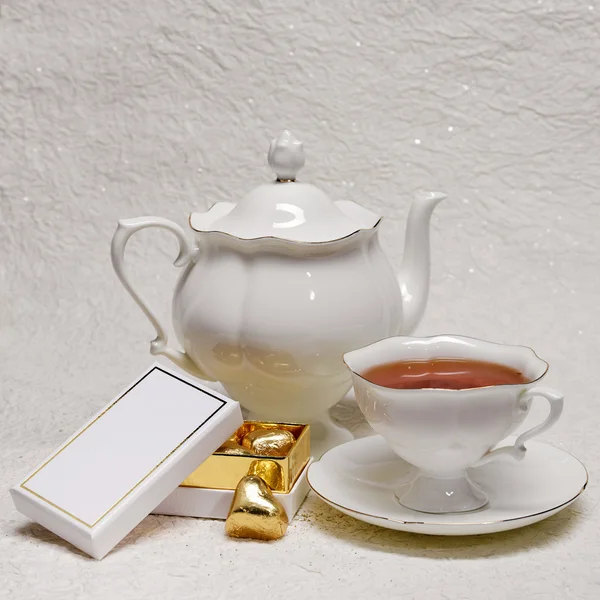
[343,335,564,514]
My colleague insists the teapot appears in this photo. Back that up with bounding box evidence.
[111,131,446,453]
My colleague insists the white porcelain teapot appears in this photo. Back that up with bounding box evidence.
[111,131,446,451]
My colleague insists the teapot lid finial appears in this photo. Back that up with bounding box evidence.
[189,129,382,242]
[268,130,305,182]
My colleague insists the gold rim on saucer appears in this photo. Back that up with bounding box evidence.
[306,450,588,528]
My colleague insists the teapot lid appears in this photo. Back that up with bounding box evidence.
[189,131,380,243]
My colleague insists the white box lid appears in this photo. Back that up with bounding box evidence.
[10,363,243,559]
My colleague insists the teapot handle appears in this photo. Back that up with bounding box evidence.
[110,217,215,381]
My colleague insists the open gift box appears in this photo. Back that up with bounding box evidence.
[10,364,311,559]
[154,421,311,521]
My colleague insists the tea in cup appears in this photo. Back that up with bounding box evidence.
[343,335,564,514]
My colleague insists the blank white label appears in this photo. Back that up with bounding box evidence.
[23,367,225,526]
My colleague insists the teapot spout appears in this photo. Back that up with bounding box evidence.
[397,192,447,334]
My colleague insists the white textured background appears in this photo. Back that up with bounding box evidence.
[1,1,599,598]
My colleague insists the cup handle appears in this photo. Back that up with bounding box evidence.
[475,386,564,466]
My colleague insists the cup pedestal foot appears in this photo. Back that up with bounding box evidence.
[395,471,488,514]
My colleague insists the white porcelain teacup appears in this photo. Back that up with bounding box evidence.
[343,335,564,514]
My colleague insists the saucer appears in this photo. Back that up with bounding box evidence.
[307,435,587,535]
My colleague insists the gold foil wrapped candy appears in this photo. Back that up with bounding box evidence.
[216,440,253,456]
[247,459,284,491]
[225,474,288,541]
[241,428,296,457]
[181,422,309,492]
[218,424,309,541]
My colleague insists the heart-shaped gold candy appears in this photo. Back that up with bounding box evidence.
[225,475,288,541]
[241,428,296,456]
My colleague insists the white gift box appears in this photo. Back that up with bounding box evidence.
[10,363,243,559]
[153,458,312,521]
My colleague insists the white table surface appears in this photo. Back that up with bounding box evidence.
[1,291,598,600]
[2,1,599,597]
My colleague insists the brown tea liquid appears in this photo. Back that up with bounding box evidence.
[361,358,528,390]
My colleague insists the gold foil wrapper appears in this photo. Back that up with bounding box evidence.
[241,429,296,457]
[225,475,288,541]
[216,441,254,456]
[247,460,284,491]
[181,422,310,493]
